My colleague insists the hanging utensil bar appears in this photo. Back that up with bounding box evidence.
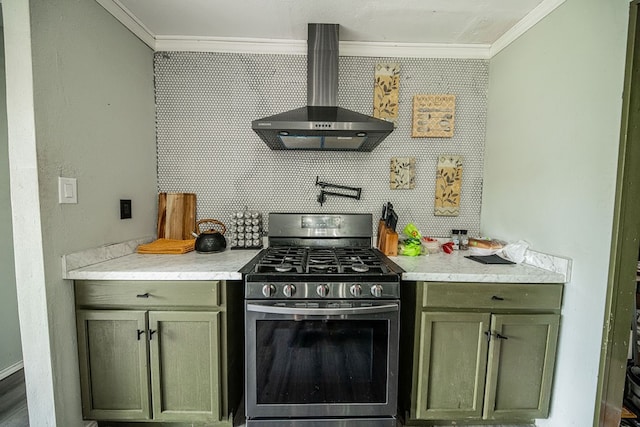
[315,176,362,206]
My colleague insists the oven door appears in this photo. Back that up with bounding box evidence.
[245,300,399,419]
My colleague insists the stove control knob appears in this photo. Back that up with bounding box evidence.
[283,284,296,298]
[350,284,363,297]
[262,284,277,298]
[370,284,384,298]
[316,284,330,298]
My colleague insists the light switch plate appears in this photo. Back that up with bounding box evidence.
[58,177,77,204]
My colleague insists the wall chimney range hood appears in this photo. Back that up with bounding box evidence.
[251,23,394,151]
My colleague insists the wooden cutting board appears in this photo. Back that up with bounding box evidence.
[157,192,197,240]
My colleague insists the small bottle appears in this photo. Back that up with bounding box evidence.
[459,229,469,250]
[451,229,460,250]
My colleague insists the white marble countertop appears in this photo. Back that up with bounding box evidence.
[390,251,568,283]
[63,237,570,283]
[63,237,260,281]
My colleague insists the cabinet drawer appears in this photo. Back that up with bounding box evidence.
[75,281,219,308]
[422,282,562,311]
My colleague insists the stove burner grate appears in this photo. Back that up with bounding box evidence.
[254,247,307,273]
[252,246,391,275]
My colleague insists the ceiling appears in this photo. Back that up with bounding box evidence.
[96,0,565,58]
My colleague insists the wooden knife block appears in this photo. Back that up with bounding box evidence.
[377,222,398,256]
[382,231,398,256]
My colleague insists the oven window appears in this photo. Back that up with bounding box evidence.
[255,319,388,404]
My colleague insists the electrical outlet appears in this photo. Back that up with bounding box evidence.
[120,199,132,219]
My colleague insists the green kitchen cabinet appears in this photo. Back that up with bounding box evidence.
[74,280,242,426]
[149,311,220,422]
[403,282,562,425]
[483,313,559,420]
[76,309,151,420]
[414,312,490,420]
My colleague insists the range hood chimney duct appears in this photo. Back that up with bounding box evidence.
[307,23,338,107]
[251,23,394,152]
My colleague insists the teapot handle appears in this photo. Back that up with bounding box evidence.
[196,219,226,235]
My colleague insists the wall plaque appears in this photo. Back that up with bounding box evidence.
[412,94,456,138]
[434,155,462,216]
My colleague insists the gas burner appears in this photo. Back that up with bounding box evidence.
[275,263,293,272]
[351,263,369,273]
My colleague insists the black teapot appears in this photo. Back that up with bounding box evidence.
[193,219,227,253]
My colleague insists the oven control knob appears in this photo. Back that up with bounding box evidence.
[262,284,277,298]
[316,284,330,298]
[350,284,363,297]
[283,284,296,298]
[370,284,384,298]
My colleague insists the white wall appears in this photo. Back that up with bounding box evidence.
[483,0,629,425]
[0,23,22,377]
[4,0,157,424]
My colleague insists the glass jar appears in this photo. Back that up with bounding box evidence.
[451,229,460,250]
[459,229,469,250]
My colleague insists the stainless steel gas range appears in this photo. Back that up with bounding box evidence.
[242,213,403,427]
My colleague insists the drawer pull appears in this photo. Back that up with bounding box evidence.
[136,293,150,298]
[496,333,509,340]
[484,330,491,342]
[137,329,145,340]
[149,329,157,340]
[491,295,505,301]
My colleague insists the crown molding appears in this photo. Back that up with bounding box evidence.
[155,36,307,55]
[155,36,491,59]
[96,0,562,59]
[95,0,155,48]
[339,41,491,59]
[490,0,566,57]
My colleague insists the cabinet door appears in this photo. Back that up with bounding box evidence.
[149,311,221,422]
[413,312,491,420]
[76,310,151,420]
[484,314,560,420]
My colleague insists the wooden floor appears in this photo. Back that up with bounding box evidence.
[0,369,29,427]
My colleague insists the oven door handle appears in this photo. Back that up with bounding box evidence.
[246,303,399,316]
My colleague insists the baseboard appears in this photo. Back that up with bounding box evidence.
[0,360,23,381]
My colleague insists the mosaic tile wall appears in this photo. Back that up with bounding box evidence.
[154,52,488,238]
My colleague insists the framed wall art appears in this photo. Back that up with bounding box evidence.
[412,94,456,138]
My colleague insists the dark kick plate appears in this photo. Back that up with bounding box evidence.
[465,254,515,265]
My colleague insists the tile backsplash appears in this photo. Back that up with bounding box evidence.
[154,52,488,238]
